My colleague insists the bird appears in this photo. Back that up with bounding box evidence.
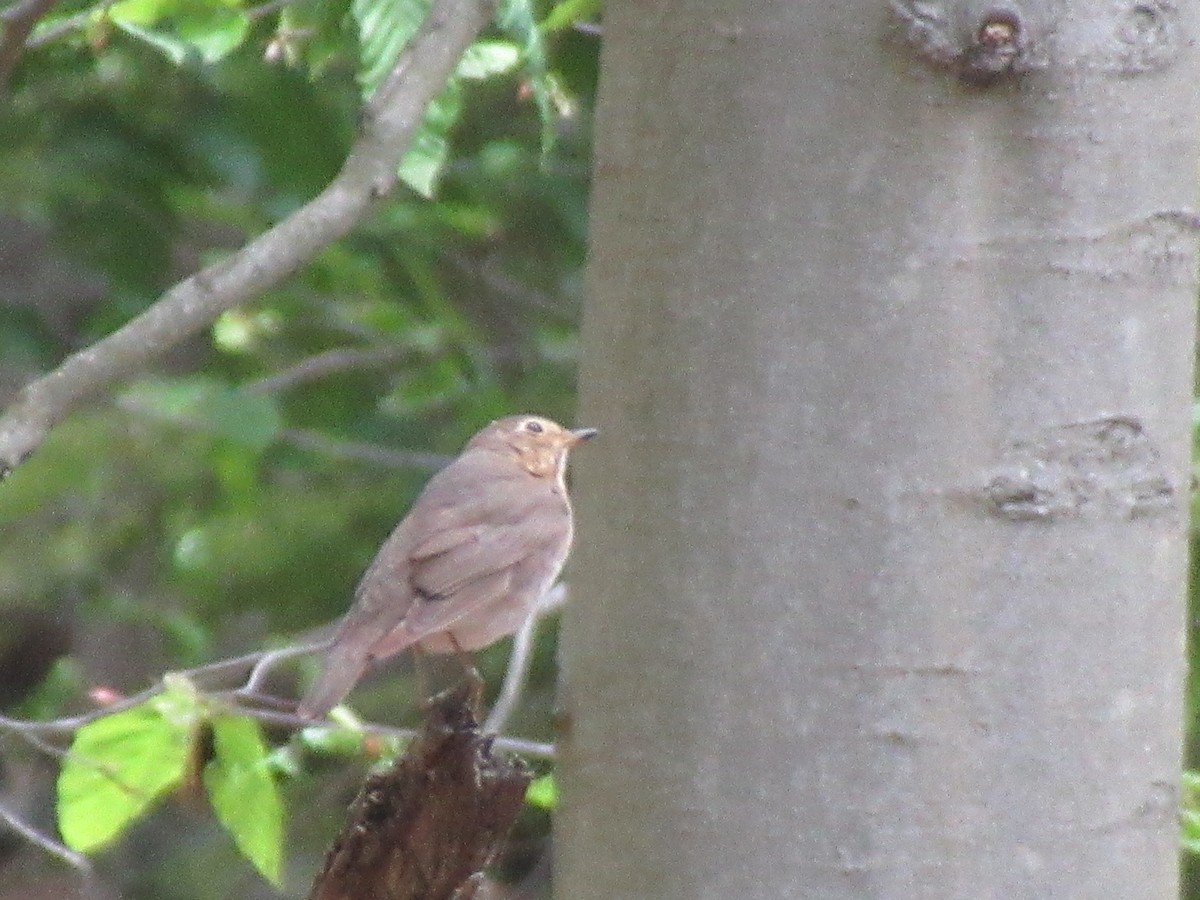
[297,414,597,719]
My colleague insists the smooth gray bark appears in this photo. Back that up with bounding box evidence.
[560,1,1199,897]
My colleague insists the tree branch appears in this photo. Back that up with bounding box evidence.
[278,427,453,471]
[0,615,554,869]
[245,345,416,394]
[0,0,58,89]
[0,0,495,477]
[0,628,558,751]
[308,685,531,900]
[0,801,92,873]
[22,0,117,49]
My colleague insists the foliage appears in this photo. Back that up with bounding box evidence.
[0,0,596,892]
[7,0,1198,893]
[57,681,200,855]
[524,772,556,809]
[1184,771,1200,855]
[56,678,280,885]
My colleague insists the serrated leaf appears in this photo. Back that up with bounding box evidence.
[57,689,200,852]
[204,716,283,887]
[397,80,462,197]
[524,773,556,809]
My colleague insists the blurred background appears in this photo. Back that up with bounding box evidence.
[4,1,1200,898]
[0,0,595,895]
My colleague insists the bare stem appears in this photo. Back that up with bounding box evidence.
[0,801,92,873]
[0,0,496,476]
[484,582,567,734]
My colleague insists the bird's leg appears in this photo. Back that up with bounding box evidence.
[447,634,485,717]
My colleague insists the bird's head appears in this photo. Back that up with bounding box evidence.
[469,414,597,480]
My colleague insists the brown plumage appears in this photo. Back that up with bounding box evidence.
[297,415,596,719]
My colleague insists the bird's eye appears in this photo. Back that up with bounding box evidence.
[524,420,544,434]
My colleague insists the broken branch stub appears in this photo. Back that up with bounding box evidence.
[309,685,531,900]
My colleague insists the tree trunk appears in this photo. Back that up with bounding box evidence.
[559,1,1199,897]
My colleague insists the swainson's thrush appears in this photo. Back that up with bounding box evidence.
[297,415,596,719]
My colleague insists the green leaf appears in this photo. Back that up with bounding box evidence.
[540,0,601,33]
[352,0,463,195]
[278,0,353,75]
[176,11,249,63]
[398,80,462,197]
[1184,810,1200,854]
[57,686,201,852]
[524,773,556,809]
[109,0,250,64]
[120,377,282,450]
[107,0,180,26]
[1182,771,1200,853]
[456,40,521,80]
[204,716,284,887]
[109,20,194,65]
[352,0,430,100]
[495,0,554,155]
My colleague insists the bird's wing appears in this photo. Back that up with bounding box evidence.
[388,459,569,643]
[316,451,537,646]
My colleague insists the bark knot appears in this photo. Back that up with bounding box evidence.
[889,0,1042,84]
[980,416,1175,521]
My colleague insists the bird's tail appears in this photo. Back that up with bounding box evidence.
[296,645,370,720]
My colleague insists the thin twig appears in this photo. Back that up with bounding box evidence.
[0,643,321,734]
[0,801,92,872]
[367,721,554,760]
[484,583,567,734]
[22,0,115,48]
[0,0,56,88]
[442,249,577,321]
[279,427,452,470]
[480,734,554,759]
[246,345,415,394]
[206,692,555,758]
[0,686,161,734]
[0,0,496,476]
[242,640,328,693]
[244,0,300,21]
[484,614,540,734]
[7,724,70,759]
[0,627,557,759]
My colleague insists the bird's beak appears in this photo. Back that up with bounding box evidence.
[569,427,599,446]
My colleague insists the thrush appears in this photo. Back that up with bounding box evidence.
[297,414,596,719]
